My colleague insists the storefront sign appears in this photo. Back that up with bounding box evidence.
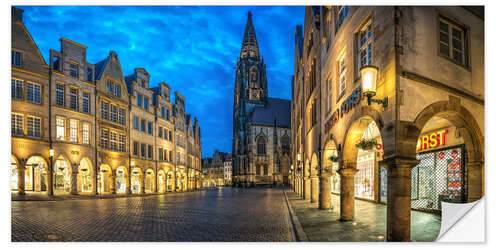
[416,129,448,152]
[325,87,363,131]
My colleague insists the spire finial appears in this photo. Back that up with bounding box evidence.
[240,11,259,58]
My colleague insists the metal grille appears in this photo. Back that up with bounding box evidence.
[411,145,466,212]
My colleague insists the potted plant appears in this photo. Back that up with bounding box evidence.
[328,155,338,163]
[356,138,379,150]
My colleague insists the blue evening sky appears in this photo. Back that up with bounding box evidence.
[17,6,305,157]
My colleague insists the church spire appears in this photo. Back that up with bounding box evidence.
[240,11,260,58]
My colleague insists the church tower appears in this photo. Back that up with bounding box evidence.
[232,11,269,185]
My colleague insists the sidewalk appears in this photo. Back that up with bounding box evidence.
[11,189,204,201]
[285,190,441,242]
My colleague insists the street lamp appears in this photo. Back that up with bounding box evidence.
[360,65,387,108]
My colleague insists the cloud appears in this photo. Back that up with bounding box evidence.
[18,5,304,157]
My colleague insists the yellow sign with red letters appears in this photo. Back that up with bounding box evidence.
[416,129,448,152]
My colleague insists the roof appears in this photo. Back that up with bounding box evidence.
[93,58,107,81]
[248,97,291,128]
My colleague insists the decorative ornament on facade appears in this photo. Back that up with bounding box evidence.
[324,86,363,131]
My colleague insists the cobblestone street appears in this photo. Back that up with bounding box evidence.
[11,187,295,242]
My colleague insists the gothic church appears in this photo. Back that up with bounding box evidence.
[232,12,291,187]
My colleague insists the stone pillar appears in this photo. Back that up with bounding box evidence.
[111,170,117,194]
[91,169,97,195]
[70,171,78,195]
[310,176,319,203]
[304,177,311,200]
[467,161,484,202]
[141,174,146,194]
[126,173,131,195]
[17,163,26,195]
[337,167,357,221]
[383,157,419,242]
[319,174,331,209]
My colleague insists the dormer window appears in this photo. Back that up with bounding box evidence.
[12,51,22,68]
[141,80,145,88]
[70,62,79,78]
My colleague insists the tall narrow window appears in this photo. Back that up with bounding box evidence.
[82,123,90,144]
[141,143,146,157]
[257,137,266,155]
[133,116,139,130]
[101,101,109,120]
[110,131,117,150]
[115,84,121,98]
[327,77,332,114]
[26,82,41,104]
[141,119,146,133]
[56,117,65,140]
[336,6,350,31]
[148,145,153,159]
[439,17,467,65]
[82,92,90,113]
[161,106,165,118]
[70,63,78,78]
[69,88,78,110]
[147,121,152,135]
[358,21,373,74]
[110,104,117,123]
[338,51,347,99]
[12,51,22,67]
[70,119,78,143]
[164,128,168,140]
[158,147,163,161]
[56,83,65,107]
[52,56,60,71]
[133,141,139,156]
[158,126,163,138]
[137,93,142,107]
[118,108,125,125]
[106,81,114,95]
[119,134,125,152]
[26,116,41,138]
[166,109,170,120]
[87,68,93,82]
[101,129,109,149]
[11,79,24,100]
[11,113,24,136]
[144,97,149,111]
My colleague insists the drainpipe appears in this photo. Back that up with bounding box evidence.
[48,66,54,196]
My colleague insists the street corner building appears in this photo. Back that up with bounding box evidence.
[291,6,484,241]
[232,12,292,187]
[10,7,203,197]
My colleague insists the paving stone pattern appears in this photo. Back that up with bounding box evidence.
[286,190,441,242]
[11,188,295,242]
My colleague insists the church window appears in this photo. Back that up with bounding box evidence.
[257,136,266,155]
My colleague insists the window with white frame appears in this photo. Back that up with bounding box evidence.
[101,129,109,149]
[12,79,24,100]
[69,88,78,110]
[56,117,65,140]
[70,119,78,143]
[12,51,22,67]
[101,101,109,120]
[338,51,347,99]
[82,92,90,113]
[82,123,90,144]
[11,113,24,136]
[110,104,117,123]
[439,16,467,66]
[70,63,78,78]
[357,21,373,74]
[119,134,125,152]
[56,83,65,107]
[110,131,117,150]
[118,108,125,125]
[26,82,41,104]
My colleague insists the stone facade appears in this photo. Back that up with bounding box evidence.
[291,6,484,241]
[232,12,292,187]
[10,7,202,197]
[202,150,229,187]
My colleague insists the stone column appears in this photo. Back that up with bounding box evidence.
[383,157,419,242]
[337,167,358,221]
[70,171,78,195]
[319,174,332,209]
[141,174,146,194]
[91,169,97,195]
[47,160,53,196]
[310,176,319,203]
[303,176,311,200]
[111,170,117,194]
[17,163,26,195]
[467,161,484,202]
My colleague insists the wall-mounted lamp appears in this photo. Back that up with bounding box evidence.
[360,65,387,108]
[49,149,54,157]
[131,160,135,167]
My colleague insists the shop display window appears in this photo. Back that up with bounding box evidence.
[355,151,375,200]
[380,167,387,203]
[330,162,340,194]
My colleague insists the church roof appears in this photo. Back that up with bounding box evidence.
[240,11,260,58]
[248,97,291,128]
